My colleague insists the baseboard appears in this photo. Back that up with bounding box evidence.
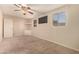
[49,40,79,52]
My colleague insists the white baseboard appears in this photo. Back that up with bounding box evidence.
[49,40,79,52]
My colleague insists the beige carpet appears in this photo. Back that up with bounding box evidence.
[0,35,78,54]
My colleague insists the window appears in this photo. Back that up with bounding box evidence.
[38,16,48,24]
[53,12,66,26]
[34,20,37,27]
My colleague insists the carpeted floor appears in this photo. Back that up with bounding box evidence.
[0,35,78,54]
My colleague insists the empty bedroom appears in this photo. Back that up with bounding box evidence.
[0,4,79,54]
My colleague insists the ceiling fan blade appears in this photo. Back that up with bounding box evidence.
[14,10,20,11]
[18,4,23,7]
[14,4,20,8]
[27,7,31,10]
[29,8,42,13]
[28,11,33,14]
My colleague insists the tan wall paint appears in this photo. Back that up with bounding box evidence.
[32,5,79,51]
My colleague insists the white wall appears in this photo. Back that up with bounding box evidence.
[13,17,25,36]
[32,5,79,51]
[0,10,3,40]
[4,15,25,38]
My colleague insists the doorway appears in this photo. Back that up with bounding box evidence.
[3,18,13,38]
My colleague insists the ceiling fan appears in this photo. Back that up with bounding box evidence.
[14,4,34,15]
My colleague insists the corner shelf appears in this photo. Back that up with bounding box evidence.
[24,20,32,35]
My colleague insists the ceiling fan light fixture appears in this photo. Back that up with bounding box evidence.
[23,13,26,15]
[14,4,34,15]
[21,9,27,15]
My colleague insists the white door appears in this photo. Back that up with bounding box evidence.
[4,19,13,38]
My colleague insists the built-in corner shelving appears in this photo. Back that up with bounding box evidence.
[24,19,32,35]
